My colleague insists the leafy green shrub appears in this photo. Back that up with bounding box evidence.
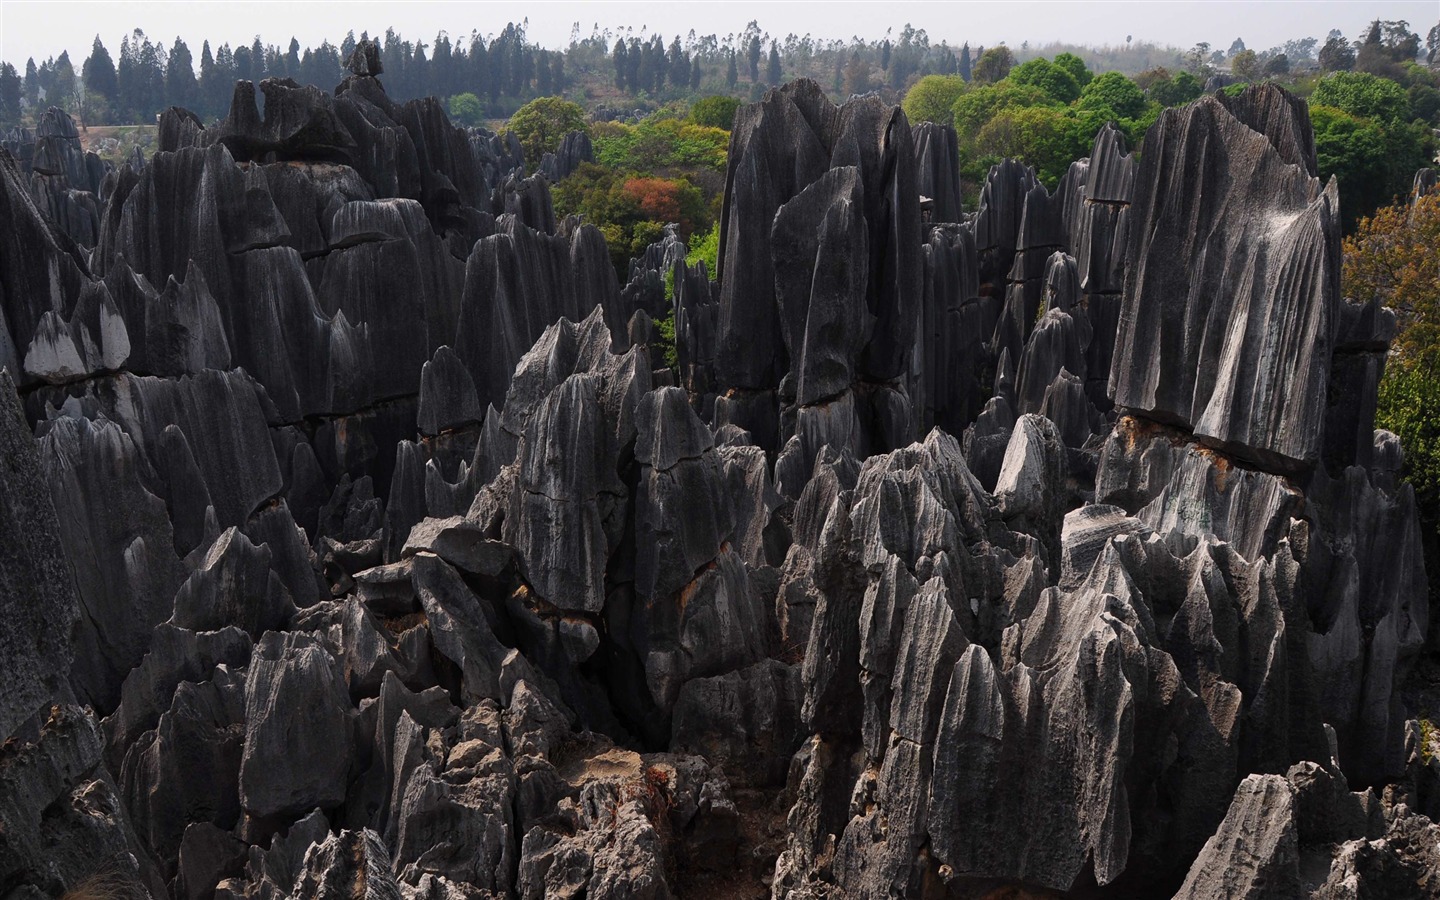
[447,92,485,127]
[685,223,720,278]
[689,95,741,130]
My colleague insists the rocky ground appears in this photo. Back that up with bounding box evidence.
[1,39,1438,900]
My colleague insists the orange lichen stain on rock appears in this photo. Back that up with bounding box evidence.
[1117,414,1170,452]
[677,577,698,615]
[1194,444,1234,493]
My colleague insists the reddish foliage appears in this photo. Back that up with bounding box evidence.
[622,177,685,224]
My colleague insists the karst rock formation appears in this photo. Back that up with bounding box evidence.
[1,44,1438,900]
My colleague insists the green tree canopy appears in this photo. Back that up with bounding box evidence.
[973,46,1015,84]
[902,74,967,125]
[1312,71,1411,123]
[83,36,118,100]
[1311,105,1390,225]
[952,80,1054,146]
[506,96,587,168]
[448,92,484,126]
[1052,52,1092,88]
[1009,58,1081,104]
[1077,71,1147,120]
[1149,70,1204,107]
[689,94,740,130]
[1231,48,1260,80]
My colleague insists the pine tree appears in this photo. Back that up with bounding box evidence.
[213,44,236,114]
[138,34,166,115]
[626,38,641,92]
[747,36,762,81]
[690,57,702,91]
[536,49,553,94]
[432,32,452,96]
[727,51,738,89]
[470,36,489,99]
[83,36,118,100]
[342,31,357,62]
[766,42,782,85]
[0,63,21,126]
[198,41,220,117]
[233,44,253,83]
[23,59,38,105]
[411,41,429,95]
[551,52,565,93]
[251,38,267,80]
[669,36,688,88]
[285,38,301,78]
[959,43,972,81]
[612,38,628,90]
[52,51,77,110]
[167,38,197,109]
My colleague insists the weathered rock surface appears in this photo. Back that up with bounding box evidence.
[0,57,1433,900]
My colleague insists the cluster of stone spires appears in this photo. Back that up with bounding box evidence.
[0,39,1436,899]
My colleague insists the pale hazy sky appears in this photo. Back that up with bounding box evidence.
[1,0,1435,65]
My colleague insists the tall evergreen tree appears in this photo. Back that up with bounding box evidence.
[138,34,166,115]
[727,50,738,89]
[285,38,301,78]
[551,52,565,93]
[625,38,641,92]
[342,31,357,62]
[747,35,762,81]
[669,36,688,88]
[470,36,490,99]
[198,40,221,117]
[432,33,453,96]
[83,36,118,100]
[251,38,267,80]
[167,38,197,110]
[612,38,628,90]
[212,43,236,114]
[233,43,253,83]
[411,41,429,96]
[690,57,702,91]
[959,42,972,81]
[766,41,782,85]
[51,51,77,110]
[0,63,21,125]
[23,59,38,105]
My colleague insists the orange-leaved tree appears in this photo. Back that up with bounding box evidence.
[1345,189,1440,366]
[1346,188,1440,539]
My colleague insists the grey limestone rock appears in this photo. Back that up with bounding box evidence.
[1111,85,1340,473]
[0,369,79,742]
[240,631,354,819]
[1173,774,1301,900]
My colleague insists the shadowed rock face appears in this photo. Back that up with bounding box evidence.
[0,61,1433,900]
[1112,88,1340,473]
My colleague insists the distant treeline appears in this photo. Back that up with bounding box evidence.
[0,20,1195,127]
[0,18,1435,128]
